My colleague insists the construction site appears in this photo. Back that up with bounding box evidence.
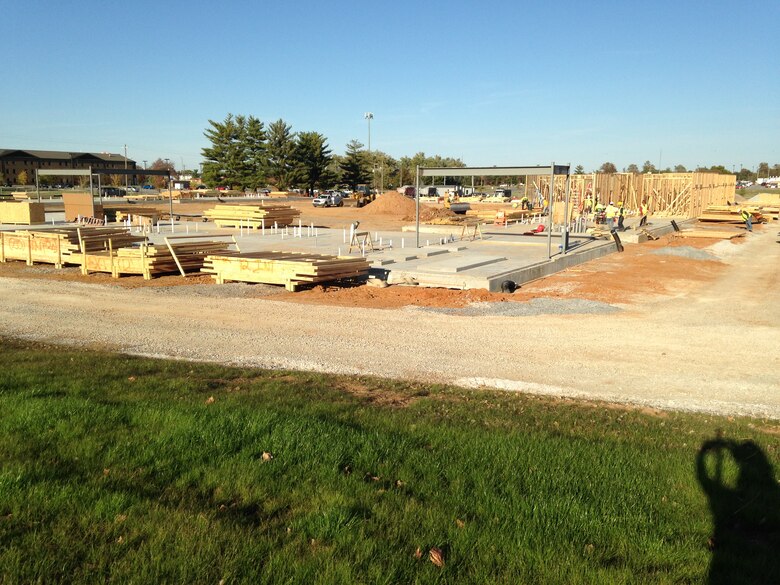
[1,168,778,418]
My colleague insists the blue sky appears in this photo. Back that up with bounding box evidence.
[2,0,778,172]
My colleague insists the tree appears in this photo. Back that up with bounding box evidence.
[266,119,298,190]
[294,132,333,195]
[16,170,29,185]
[625,164,639,174]
[199,113,268,190]
[574,165,584,174]
[674,164,687,173]
[641,160,657,174]
[340,140,371,191]
[757,162,769,179]
[149,158,175,189]
[599,162,617,174]
[241,116,267,190]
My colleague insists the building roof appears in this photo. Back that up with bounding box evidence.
[0,149,135,164]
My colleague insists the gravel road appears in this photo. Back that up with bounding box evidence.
[2,229,778,419]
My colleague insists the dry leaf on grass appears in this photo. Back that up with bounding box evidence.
[414,547,422,559]
[455,519,465,528]
[127,376,136,382]
[429,547,444,567]
[205,396,215,405]
[262,451,273,461]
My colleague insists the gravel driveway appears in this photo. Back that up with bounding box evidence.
[1,229,778,419]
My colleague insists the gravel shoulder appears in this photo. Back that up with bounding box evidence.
[1,228,778,419]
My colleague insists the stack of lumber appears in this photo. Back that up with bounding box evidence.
[699,206,766,224]
[203,204,300,228]
[80,236,236,279]
[465,208,529,221]
[202,251,370,291]
[0,201,46,224]
[0,227,144,267]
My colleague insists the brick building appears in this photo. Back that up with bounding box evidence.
[0,149,137,186]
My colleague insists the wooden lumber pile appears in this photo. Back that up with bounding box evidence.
[0,227,144,267]
[78,236,236,279]
[203,204,301,228]
[0,201,46,224]
[202,251,370,291]
[699,207,766,224]
[465,208,530,221]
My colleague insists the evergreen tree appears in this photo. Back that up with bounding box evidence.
[266,119,297,190]
[340,140,371,191]
[201,114,249,189]
[242,115,267,190]
[295,132,333,195]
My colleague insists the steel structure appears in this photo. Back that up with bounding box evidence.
[415,164,571,258]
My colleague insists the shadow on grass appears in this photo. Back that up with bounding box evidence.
[697,435,780,585]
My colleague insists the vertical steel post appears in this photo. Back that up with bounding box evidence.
[562,166,571,253]
[547,163,554,259]
[415,166,420,248]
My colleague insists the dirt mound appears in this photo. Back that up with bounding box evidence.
[360,191,417,217]
[404,206,459,223]
[750,192,780,205]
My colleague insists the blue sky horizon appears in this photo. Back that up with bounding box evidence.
[3,0,778,173]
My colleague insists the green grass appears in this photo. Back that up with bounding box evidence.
[0,338,777,584]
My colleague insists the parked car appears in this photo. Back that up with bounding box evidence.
[312,192,344,207]
[99,187,126,197]
[142,185,153,189]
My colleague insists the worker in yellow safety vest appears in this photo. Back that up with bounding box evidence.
[639,198,649,227]
[520,194,530,210]
[617,201,626,231]
[583,194,593,214]
[739,208,752,232]
[605,201,619,231]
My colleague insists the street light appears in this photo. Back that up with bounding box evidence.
[363,112,373,152]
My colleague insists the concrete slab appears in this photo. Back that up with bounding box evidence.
[425,255,508,274]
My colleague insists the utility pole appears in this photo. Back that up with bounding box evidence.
[124,144,128,189]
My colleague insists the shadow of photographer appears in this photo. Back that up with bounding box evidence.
[697,434,780,584]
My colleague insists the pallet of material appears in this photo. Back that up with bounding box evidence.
[699,210,766,223]
[201,251,370,291]
[203,204,301,228]
[465,208,529,220]
[678,230,745,239]
[0,201,46,224]
[0,227,145,267]
[76,236,236,279]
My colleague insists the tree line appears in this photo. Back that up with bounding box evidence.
[585,161,779,180]
[199,113,467,194]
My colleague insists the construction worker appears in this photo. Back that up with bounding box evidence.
[542,197,549,215]
[617,200,626,231]
[520,194,530,211]
[583,193,593,214]
[639,198,649,227]
[605,201,619,231]
[740,208,753,232]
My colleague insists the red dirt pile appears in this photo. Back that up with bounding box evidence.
[360,191,418,217]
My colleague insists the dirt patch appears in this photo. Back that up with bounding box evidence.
[335,379,418,408]
[277,284,519,309]
[0,261,216,288]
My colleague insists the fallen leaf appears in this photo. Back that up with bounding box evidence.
[103,468,110,476]
[395,479,405,488]
[116,535,124,544]
[584,543,595,555]
[262,451,273,462]
[414,547,422,559]
[205,396,215,405]
[127,376,136,382]
[429,547,444,567]
[455,519,465,529]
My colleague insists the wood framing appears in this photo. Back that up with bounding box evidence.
[530,172,735,220]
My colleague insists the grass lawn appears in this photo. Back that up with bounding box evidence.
[1,338,778,584]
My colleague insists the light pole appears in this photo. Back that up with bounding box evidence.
[363,112,373,152]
